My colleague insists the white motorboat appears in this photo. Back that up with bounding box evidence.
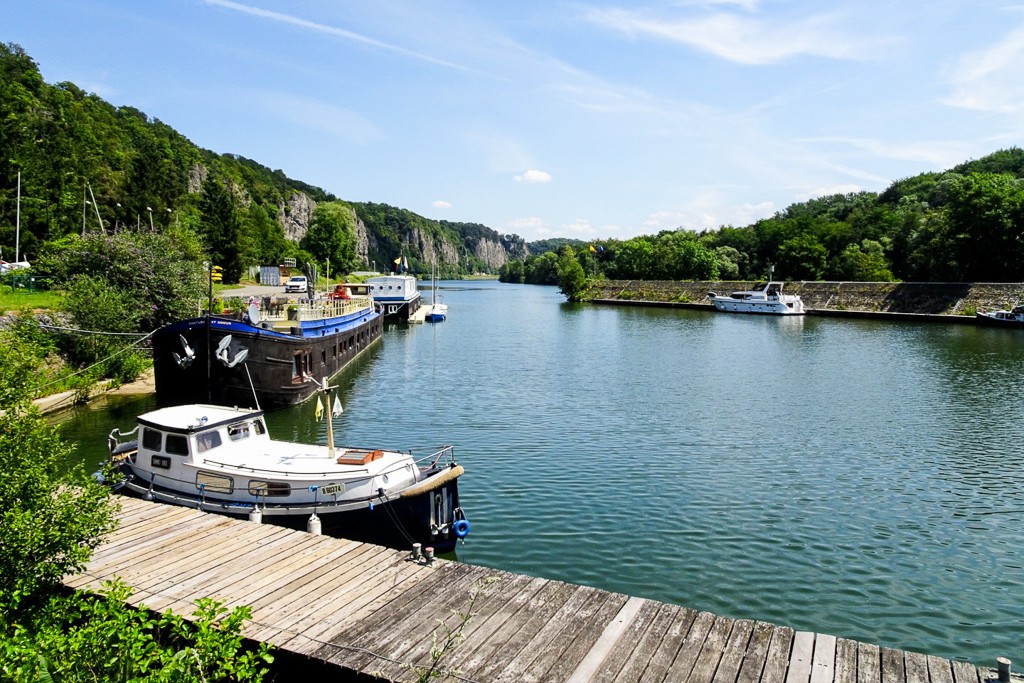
[106,396,470,552]
[975,305,1024,328]
[707,281,805,315]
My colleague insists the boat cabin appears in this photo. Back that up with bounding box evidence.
[134,405,269,469]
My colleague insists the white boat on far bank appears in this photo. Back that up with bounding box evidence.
[707,281,806,315]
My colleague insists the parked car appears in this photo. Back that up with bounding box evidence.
[284,275,308,293]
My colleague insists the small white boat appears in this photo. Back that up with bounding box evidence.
[106,396,469,552]
[424,264,447,322]
[707,281,805,315]
[975,305,1024,329]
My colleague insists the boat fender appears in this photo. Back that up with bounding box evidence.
[453,519,471,538]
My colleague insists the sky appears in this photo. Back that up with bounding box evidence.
[7,1,1024,242]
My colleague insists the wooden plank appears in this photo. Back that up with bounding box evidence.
[687,614,735,683]
[785,631,815,683]
[811,634,837,683]
[904,651,929,683]
[566,596,646,683]
[881,647,905,683]
[496,587,628,683]
[443,575,553,679]
[377,570,549,683]
[255,548,441,645]
[858,643,881,683]
[280,561,459,654]
[321,563,485,671]
[488,585,611,683]
[711,619,755,683]
[463,579,582,682]
[735,621,774,683]
[637,606,701,683]
[661,610,717,682]
[951,660,980,683]
[760,626,795,683]
[835,638,860,683]
[597,602,681,683]
[927,655,954,683]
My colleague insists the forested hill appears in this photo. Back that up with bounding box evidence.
[0,43,525,281]
[503,146,1024,288]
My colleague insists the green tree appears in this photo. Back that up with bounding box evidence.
[776,233,828,280]
[0,331,118,618]
[301,201,359,275]
[556,246,587,301]
[199,175,243,283]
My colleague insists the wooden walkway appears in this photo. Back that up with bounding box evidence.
[66,497,995,683]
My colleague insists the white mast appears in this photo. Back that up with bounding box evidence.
[14,171,20,263]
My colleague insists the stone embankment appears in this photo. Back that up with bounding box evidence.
[589,280,1024,317]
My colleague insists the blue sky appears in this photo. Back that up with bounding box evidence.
[8,1,1024,242]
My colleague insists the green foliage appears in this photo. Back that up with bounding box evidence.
[60,274,147,382]
[556,246,588,302]
[36,231,207,332]
[1,582,273,682]
[199,176,243,284]
[301,201,359,274]
[0,337,118,616]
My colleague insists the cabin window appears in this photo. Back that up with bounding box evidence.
[142,428,162,451]
[196,472,233,494]
[292,353,301,379]
[228,423,250,442]
[248,481,291,497]
[196,431,223,453]
[166,434,189,456]
[151,455,170,469]
[321,349,326,365]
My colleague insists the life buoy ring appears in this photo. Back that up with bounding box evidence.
[453,519,471,538]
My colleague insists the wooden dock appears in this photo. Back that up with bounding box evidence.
[66,497,998,683]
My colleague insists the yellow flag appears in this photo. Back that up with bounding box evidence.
[315,396,324,421]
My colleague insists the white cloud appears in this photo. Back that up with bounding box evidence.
[203,0,478,73]
[563,218,597,236]
[584,7,877,65]
[514,169,552,183]
[942,23,1024,113]
[237,89,384,142]
[432,200,452,209]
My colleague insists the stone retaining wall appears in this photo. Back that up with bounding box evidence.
[589,281,1024,315]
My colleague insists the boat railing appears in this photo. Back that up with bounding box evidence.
[413,445,457,469]
[197,454,410,480]
[125,470,391,504]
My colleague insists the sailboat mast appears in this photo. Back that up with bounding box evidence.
[14,171,20,263]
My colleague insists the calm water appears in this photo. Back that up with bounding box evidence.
[57,282,1024,666]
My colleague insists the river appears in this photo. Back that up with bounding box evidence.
[56,280,1024,666]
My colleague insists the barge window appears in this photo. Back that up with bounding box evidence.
[142,428,162,451]
[166,434,189,456]
[248,481,290,497]
[196,431,223,453]
[228,423,250,441]
[196,472,233,494]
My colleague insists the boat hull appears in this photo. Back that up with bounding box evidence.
[710,298,805,315]
[152,309,382,410]
[975,312,1024,328]
[115,465,465,552]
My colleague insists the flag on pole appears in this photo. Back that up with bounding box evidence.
[315,396,324,421]
[332,396,343,418]
[589,244,597,253]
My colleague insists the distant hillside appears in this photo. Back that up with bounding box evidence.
[0,42,525,279]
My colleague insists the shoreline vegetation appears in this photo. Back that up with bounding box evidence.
[586,279,1024,318]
